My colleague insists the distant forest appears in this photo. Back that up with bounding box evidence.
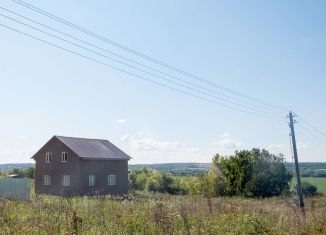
[1,162,326,177]
[131,162,326,177]
[286,162,326,177]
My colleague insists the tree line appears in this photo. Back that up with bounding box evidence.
[129,148,318,197]
[3,148,318,197]
[0,167,35,179]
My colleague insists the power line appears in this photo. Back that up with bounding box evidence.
[297,122,326,144]
[296,128,313,145]
[10,0,288,114]
[0,8,285,118]
[0,22,285,122]
[296,128,326,152]
[296,123,326,151]
[0,13,283,118]
[297,115,326,138]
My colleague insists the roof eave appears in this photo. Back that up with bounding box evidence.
[81,157,131,160]
[31,135,57,160]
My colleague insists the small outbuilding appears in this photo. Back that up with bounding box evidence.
[32,135,131,196]
[8,174,23,178]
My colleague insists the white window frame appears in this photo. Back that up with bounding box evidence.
[43,175,51,185]
[89,175,95,187]
[45,152,52,163]
[107,175,117,186]
[61,152,68,162]
[62,175,70,186]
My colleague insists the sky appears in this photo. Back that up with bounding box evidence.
[1,0,326,164]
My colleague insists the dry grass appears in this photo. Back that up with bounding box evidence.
[0,193,325,234]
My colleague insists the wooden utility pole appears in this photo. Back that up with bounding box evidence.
[288,111,305,210]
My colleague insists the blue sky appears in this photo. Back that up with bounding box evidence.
[1,0,325,164]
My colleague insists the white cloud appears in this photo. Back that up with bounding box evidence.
[121,134,179,151]
[186,147,200,153]
[115,118,127,124]
[216,138,243,149]
[266,144,289,156]
[215,133,243,150]
[120,134,132,141]
[267,143,308,152]
[267,144,287,150]
[120,133,216,164]
[220,132,231,138]
[0,147,36,163]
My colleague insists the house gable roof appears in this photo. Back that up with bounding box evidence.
[33,135,131,160]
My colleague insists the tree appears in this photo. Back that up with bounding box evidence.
[244,149,292,197]
[9,168,22,175]
[8,167,35,179]
[128,168,151,191]
[128,168,185,194]
[24,167,35,179]
[212,151,253,196]
[212,149,292,197]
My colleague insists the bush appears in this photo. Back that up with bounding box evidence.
[129,168,185,194]
[301,182,317,196]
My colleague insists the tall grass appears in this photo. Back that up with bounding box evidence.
[0,193,325,234]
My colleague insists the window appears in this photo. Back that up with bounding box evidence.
[61,152,68,162]
[43,175,51,185]
[62,175,70,186]
[45,152,52,163]
[89,175,95,186]
[107,175,117,185]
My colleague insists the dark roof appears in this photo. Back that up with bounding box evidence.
[52,136,131,160]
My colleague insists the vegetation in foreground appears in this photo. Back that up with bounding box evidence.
[1,149,324,234]
[1,193,326,235]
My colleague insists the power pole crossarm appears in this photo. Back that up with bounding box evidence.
[288,111,305,211]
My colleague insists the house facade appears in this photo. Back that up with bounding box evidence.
[33,136,131,196]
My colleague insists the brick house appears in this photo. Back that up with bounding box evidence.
[32,135,131,196]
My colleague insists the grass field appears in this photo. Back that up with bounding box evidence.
[301,177,326,193]
[292,177,326,193]
[0,193,326,234]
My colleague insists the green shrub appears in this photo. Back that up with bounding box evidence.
[212,149,292,197]
[301,182,317,196]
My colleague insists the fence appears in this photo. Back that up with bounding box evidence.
[0,178,31,201]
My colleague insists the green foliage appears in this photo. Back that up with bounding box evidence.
[299,177,326,193]
[129,167,225,196]
[182,173,225,197]
[213,149,292,197]
[129,168,185,194]
[301,182,318,196]
[8,167,35,179]
[0,170,6,178]
[1,193,326,234]
[129,168,151,191]
[130,163,209,177]
[129,149,292,198]
[24,167,35,179]
[286,162,326,177]
[213,152,252,196]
